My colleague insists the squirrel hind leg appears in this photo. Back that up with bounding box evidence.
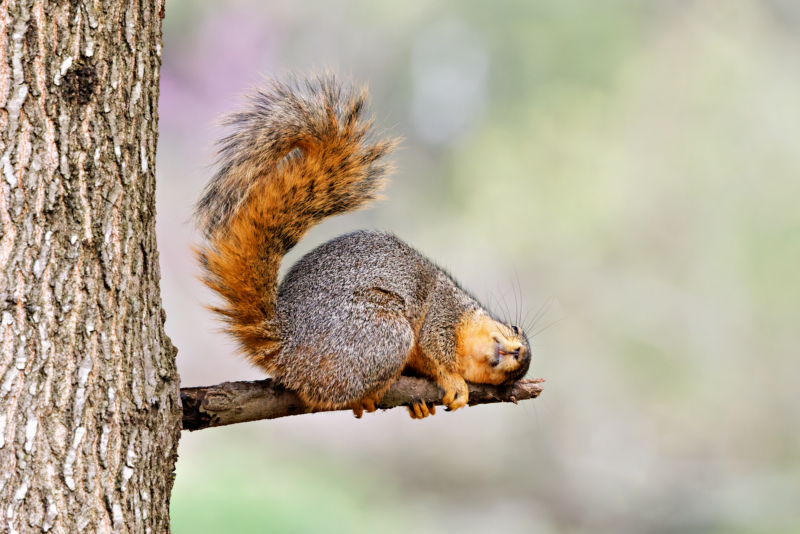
[278,300,414,414]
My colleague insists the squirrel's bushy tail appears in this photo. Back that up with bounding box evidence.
[193,73,397,362]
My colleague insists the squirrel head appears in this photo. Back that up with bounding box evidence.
[457,311,532,386]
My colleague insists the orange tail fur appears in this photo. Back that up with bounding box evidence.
[193,73,397,362]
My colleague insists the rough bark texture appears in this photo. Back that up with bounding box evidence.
[181,377,545,431]
[0,0,180,532]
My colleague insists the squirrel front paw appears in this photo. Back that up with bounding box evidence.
[440,374,469,412]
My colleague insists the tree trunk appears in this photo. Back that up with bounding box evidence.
[0,0,180,532]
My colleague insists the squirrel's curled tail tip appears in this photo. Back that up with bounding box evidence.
[193,72,399,238]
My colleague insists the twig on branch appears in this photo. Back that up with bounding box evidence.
[181,376,545,431]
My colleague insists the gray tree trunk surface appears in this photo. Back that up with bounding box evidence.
[0,0,180,532]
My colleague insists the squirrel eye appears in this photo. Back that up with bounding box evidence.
[511,325,520,335]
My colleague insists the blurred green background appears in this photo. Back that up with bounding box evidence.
[156,1,800,532]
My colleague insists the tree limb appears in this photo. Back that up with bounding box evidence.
[181,377,545,431]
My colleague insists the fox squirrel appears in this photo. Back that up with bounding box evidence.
[193,73,531,419]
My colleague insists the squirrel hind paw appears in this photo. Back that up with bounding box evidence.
[350,393,381,419]
[407,395,436,419]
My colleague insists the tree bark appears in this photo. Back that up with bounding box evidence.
[0,0,180,532]
[181,377,545,431]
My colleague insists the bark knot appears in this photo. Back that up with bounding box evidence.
[201,389,235,412]
[62,63,97,105]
